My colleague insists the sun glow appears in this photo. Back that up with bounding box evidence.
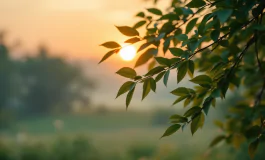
[119,45,136,61]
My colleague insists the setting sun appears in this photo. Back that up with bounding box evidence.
[119,45,136,61]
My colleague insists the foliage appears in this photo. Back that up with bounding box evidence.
[127,144,156,160]
[100,0,265,158]
[0,37,95,117]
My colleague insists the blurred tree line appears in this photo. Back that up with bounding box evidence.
[0,34,95,128]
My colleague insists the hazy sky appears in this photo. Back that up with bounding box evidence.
[0,0,169,60]
[0,0,185,110]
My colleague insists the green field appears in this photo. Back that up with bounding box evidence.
[0,111,263,160]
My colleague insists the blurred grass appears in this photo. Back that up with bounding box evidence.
[0,111,227,160]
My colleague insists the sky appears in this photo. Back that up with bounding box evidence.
[0,0,169,60]
[0,0,189,110]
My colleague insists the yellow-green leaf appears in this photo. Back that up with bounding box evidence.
[116,67,137,79]
[124,37,141,44]
[191,112,204,135]
[99,49,118,64]
[126,86,135,109]
[209,135,226,147]
[116,26,139,37]
[147,8,162,15]
[116,81,135,98]
[248,139,259,160]
[100,41,121,49]
[177,61,188,83]
[160,124,181,138]
[142,79,151,100]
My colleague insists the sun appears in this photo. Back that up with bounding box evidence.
[119,45,136,61]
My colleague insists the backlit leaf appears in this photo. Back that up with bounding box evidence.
[209,135,226,147]
[124,37,141,44]
[248,139,259,160]
[136,12,145,18]
[150,78,156,92]
[177,61,188,83]
[191,112,204,135]
[100,41,121,49]
[147,8,163,15]
[116,81,135,98]
[210,30,220,42]
[163,70,170,86]
[190,75,212,85]
[155,57,171,66]
[133,21,147,29]
[184,106,201,117]
[216,9,233,24]
[186,18,198,34]
[99,49,118,63]
[116,26,140,37]
[169,48,184,57]
[126,86,135,109]
[161,124,181,138]
[171,87,190,96]
[135,48,157,68]
[186,0,206,8]
[116,67,137,79]
[142,79,151,100]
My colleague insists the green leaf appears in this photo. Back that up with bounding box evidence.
[150,78,156,92]
[155,71,166,82]
[219,40,229,47]
[135,48,157,68]
[136,12,145,18]
[216,9,233,24]
[116,81,135,98]
[172,96,188,105]
[209,135,226,147]
[184,106,201,117]
[163,70,170,86]
[99,49,118,64]
[191,112,204,135]
[187,39,199,53]
[177,61,188,83]
[188,60,195,77]
[159,13,180,21]
[190,75,212,85]
[163,37,171,54]
[245,125,261,139]
[155,57,171,66]
[202,97,213,115]
[171,87,190,96]
[175,34,188,41]
[160,124,181,138]
[133,21,147,29]
[124,37,141,44]
[186,18,198,34]
[116,26,140,37]
[100,41,121,49]
[210,30,220,42]
[126,86,135,109]
[142,79,151,100]
[169,48,184,57]
[170,114,188,123]
[116,67,137,79]
[248,139,259,160]
[137,42,152,52]
[218,79,229,98]
[147,8,162,15]
[146,66,165,76]
[186,0,206,8]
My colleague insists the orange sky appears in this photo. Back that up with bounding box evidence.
[0,0,192,109]
[0,0,169,63]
